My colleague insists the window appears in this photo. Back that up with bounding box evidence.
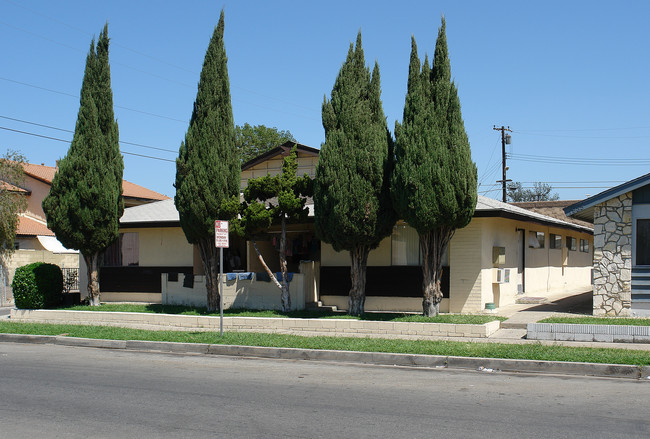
[101,232,139,267]
[528,231,545,249]
[550,234,562,249]
[566,236,577,251]
[391,224,420,266]
[580,239,589,253]
[391,224,448,266]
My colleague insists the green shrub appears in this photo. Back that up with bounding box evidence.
[12,262,63,309]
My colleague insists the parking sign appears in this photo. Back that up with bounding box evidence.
[214,220,229,248]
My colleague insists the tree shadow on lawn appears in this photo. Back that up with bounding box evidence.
[143,304,404,320]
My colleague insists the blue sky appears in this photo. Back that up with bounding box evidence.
[2,0,649,201]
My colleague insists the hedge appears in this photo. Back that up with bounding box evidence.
[12,262,63,309]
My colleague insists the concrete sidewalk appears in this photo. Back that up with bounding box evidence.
[487,289,594,340]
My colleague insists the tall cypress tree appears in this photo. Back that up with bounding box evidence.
[393,18,477,316]
[314,32,396,316]
[43,24,123,306]
[175,10,240,312]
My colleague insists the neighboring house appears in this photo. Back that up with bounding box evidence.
[510,200,593,230]
[93,142,594,313]
[1,162,168,304]
[565,172,650,316]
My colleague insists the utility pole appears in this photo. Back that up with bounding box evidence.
[493,125,512,202]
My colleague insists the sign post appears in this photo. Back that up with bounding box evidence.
[215,220,229,336]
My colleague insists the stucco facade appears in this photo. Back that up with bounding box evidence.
[319,217,593,313]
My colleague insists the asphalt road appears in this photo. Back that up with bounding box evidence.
[1,343,649,438]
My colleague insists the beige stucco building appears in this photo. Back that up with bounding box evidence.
[319,197,593,313]
[91,142,593,313]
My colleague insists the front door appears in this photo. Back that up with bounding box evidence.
[516,229,525,294]
[635,219,650,266]
[631,205,650,312]
[632,205,650,268]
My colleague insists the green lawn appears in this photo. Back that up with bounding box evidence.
[539,316,650,326]
[1,320,649,366]
[59,304,506,324]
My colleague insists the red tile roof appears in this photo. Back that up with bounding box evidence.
[122,179,169,201]
[22,163,56,184]
[0,181,29,193]
[22,162,169,201]
[17,215,55,236]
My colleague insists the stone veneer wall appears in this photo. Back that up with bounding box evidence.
[593,192,632,315]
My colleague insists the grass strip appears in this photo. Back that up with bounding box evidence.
[1,320,649,366]
[59,304,505,324]
[540,316,650,326]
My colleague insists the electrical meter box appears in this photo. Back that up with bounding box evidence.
[492,246,505,267]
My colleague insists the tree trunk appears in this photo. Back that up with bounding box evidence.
[348,244,369,316]
[278,215,291,312]
[249,217,291,312]
[420,227,454,317]
[83,252,100,306]
[198,238,219,312]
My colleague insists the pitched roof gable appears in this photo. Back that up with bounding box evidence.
[241,141,320,171]
[564,172,650,223]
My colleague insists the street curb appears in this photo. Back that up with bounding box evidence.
[1,332,649,380]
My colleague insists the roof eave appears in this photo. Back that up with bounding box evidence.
[564,171,650,219]
[474,209,593,234]
[241,141,320,170]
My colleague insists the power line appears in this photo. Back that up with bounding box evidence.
[515,126,650,132]
[512,153,645,161]
[512,130,650,140]
[0,76,188,123]
[478,138,501,187]
[0,115,177,153]
[5,0,197,75]
[508,153,650,166]
[0,125,176,163]
[1,7,319,115]
[517,180,625,184]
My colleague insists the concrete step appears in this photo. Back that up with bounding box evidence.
[305,302,338,312]
[631,293,650,302]
[489,328,527,339]
[500,321,528,330]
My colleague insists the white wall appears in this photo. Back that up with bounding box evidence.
[479,217,593,310]
[162,273,306,310]
[2,238,79,304]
